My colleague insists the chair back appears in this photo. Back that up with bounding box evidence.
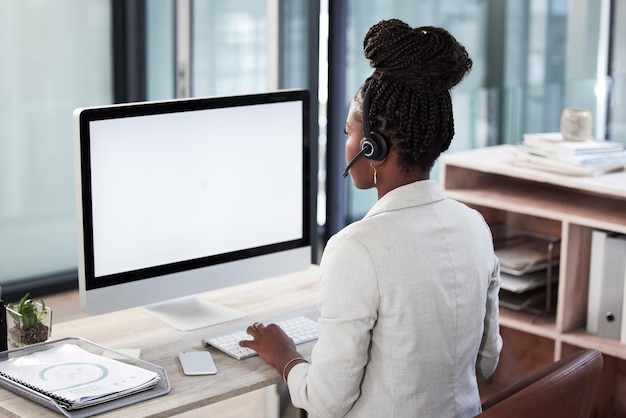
[477,349,603,418]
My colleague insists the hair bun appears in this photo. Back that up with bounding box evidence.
[363,19,472,93]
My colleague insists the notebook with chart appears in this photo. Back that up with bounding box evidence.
[0,337,170,417]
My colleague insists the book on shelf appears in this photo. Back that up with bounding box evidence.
[513,148,626,176]
[522,132,624,155]
[516,145,626,166]
[586,230,626,342]
[0,343,160,410]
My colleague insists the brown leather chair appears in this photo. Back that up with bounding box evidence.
[477,349,603,418]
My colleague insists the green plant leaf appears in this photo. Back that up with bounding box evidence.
[9,292,48,330]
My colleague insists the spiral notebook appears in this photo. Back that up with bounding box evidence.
[0,342,160,410]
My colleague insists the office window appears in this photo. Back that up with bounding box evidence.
[0,1,112,293]
[146,1,175,101]
[609,0,626,143]
[1,1,319,297]
[192,1,269,96]
[335,0,491,224]
[189,0,316,96]
[326,0,609,229]
[146,1,316,100]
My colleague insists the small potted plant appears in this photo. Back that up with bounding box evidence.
[6,293,52,347]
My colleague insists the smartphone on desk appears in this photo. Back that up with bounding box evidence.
[179,351,218,375]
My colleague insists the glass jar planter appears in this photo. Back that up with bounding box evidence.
[6,302,52,347]
[560,108,592,142]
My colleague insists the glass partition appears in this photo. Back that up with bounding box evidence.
[0,1,112,288]
[2,0,319,295]
[337,0,607,224]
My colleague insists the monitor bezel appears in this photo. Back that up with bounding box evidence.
[74,90,311,294]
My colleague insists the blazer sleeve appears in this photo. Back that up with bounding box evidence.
[288,232,379,417]
[476,258,503,380]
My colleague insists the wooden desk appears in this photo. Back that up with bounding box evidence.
[0,266,321,417]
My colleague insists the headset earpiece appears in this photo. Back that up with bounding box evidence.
[361,83,389,161]
[360,134,387,161]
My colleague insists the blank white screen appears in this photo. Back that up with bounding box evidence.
[88,101,303,277]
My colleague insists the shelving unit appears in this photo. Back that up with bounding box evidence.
[440,145,626,416]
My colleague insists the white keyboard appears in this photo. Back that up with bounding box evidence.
[202,316,318,360]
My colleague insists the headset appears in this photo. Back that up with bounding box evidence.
[342,83,389,178]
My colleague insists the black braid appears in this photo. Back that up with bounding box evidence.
[360,19,472,171]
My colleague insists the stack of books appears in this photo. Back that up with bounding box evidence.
[514,132,626,176]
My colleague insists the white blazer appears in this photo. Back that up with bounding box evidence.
[288,180,502,418]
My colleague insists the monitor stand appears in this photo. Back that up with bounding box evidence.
[143,296,247,331]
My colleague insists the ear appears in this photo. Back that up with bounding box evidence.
[369,157,387,168]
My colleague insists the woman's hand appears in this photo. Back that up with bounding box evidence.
[239,322,306,379]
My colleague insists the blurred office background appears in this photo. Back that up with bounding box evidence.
[1,0,624,300]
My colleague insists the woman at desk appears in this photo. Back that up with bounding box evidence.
[240,19,502,417]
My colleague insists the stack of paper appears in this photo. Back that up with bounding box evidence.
[497,236,560,293]
[514,132,626,176]
[492,227,560,315]
[0,343,160,410]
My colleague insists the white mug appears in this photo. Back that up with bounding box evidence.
[560,108,592,142]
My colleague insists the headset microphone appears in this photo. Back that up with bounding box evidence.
[342,82,389,178]
[342,142,372,178]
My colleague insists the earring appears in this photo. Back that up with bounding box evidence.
[370,162,377,185]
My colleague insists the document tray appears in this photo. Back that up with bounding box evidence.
[0,337,170,418]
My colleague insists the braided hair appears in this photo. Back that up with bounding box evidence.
[358,19,472,171]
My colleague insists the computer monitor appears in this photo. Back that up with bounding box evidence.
[73,90,312,331]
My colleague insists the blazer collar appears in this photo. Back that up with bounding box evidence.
[364,180,447,219]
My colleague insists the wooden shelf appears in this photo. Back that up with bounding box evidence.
[498,308,557,339]
[442,147,626,234]
[440,145,626,414]
[441,144,626,200]
[560,329,626,360]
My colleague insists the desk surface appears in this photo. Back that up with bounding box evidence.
[0,266,321,418]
